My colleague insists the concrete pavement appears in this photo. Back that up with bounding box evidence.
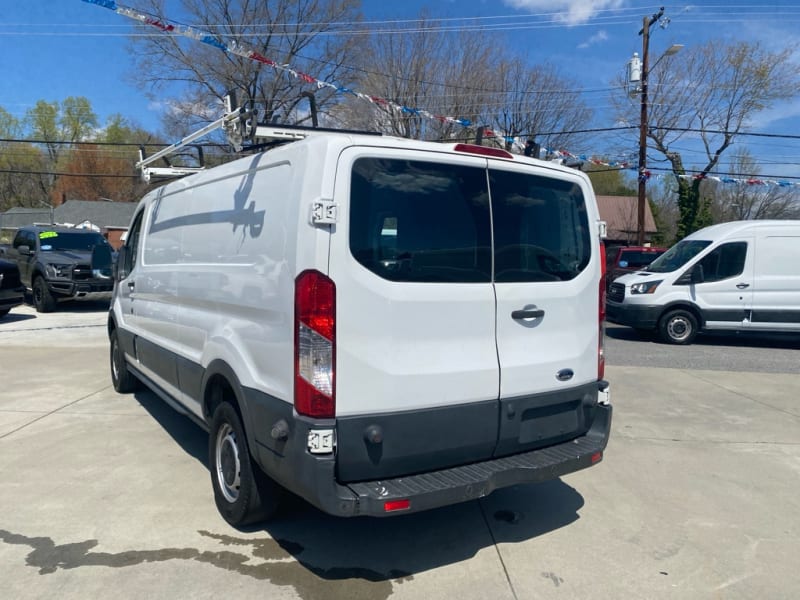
[1,304,798,599]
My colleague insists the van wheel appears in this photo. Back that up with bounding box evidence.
[32,276,56,313]
[110,329,139,393]
[210,402,281,526]
[659,309,698,345]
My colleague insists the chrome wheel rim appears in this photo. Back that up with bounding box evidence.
[667,316,692,342]
[215,423,241,503]
[111,338,120,381]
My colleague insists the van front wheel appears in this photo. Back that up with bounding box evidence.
[659,309,698,345]
[209,402,281,526]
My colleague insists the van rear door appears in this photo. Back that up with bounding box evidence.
[487,164,600,456]
[329,150,500,482]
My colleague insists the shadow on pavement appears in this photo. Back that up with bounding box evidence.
[0,311,36,324]
[605,322,800,349]
[133,387,587,596]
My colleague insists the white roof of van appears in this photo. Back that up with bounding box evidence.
[684,220,800,240]
[160,132,588,195]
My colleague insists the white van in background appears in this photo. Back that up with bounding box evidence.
[108,131,611,526]
[606,220,800,344]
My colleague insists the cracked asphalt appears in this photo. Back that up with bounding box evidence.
[1,303,799,599]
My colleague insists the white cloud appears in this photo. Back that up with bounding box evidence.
[578,30,609,49]
[503,0,626,26]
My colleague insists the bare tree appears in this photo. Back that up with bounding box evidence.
[328,16,498,141]
[488,57,592,153]
[708,150,800,221]
[614,40,800,239]
[330,15,592,148]
[129,0,363,134]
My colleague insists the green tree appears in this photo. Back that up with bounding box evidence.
[61,96,98,143]
[24,97,98,163]
[25,100,60,162]
[586,165,637,196]
[0,106,50,210]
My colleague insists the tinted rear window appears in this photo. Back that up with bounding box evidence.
[350,158,492,282]
[349,158,590,283]
[489,169,590,282]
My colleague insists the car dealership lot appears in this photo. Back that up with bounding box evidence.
[1,304,799,599]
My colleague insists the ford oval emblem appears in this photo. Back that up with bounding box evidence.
[556,368,574,381]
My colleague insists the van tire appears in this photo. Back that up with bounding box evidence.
[659,309,698,345]
[32,276,56,313]
[210,402,281,526]
[110,329,139,393]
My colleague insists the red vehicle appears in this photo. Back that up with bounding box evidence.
[605,245,667,290]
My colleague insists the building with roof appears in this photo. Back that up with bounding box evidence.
[596,195,659,246]
[0,200,137,249]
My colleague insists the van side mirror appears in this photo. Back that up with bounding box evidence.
[676,263,705,285]
[691,264,705,284]
[18,245,30,255]
[114,246,129,281]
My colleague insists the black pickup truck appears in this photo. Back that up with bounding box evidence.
[5,225,114,312]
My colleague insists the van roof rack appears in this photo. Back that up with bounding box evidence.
[136,92,381,182]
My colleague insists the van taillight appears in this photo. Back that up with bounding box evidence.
[598,242,606,380]
[295,270,335,419]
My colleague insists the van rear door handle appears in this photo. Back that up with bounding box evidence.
[512,308,545,320]
[736,283,750,289]
[127,280,135,290]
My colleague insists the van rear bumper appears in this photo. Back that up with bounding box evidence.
[344,403,611,517]
[606,301,661,329]
[252,389,611,518]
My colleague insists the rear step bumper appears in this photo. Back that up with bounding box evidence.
[344,403,611,516]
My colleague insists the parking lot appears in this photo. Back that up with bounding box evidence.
[1,302,799,599]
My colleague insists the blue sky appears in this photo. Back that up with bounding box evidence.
[2,1,799,179]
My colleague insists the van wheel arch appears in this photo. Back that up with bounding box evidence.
[202,361,253,439]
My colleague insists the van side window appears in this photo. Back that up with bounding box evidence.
[697,241,747,282]
[124,210,145,275]
[489,170,590,282]
[350,158,492,283]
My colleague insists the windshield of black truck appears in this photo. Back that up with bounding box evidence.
[39,231,108,252]
[645,240,711,273]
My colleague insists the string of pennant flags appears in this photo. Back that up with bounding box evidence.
[81,0,472,127]
[82,0,800,189]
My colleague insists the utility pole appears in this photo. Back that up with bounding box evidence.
[636,7,665,246]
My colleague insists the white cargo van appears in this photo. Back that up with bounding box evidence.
[606,220,800,344]
[109,131,611,525]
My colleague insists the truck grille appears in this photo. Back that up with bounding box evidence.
[608,282,625,303]
[72,264,92,280]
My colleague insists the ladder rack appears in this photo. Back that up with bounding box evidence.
[135,92,380,182]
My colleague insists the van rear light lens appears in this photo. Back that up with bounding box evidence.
[295,270,335,419]
[598,242,606,380]
[384,499,411,512]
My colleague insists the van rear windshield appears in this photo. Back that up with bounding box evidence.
[349,157,590,283]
